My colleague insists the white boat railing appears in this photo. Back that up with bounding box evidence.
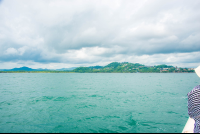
[182,117,195,133]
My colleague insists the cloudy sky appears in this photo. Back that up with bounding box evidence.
[0,0,200,69]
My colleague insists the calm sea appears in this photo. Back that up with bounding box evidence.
[0,73,199,133]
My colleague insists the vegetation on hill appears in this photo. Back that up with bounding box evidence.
[0,62,195,73]
[72,62,194,73]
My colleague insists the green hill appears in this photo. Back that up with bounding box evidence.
[72,62,194,73]
[0,62,195,73]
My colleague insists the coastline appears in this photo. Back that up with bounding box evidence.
[0,71,195,73]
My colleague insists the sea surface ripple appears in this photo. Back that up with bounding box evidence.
[0,73,199,133]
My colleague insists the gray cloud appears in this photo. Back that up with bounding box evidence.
[0,0,200,68]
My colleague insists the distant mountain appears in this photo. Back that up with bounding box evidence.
[55,67,77,71]
[35,68,50,71]
[88,66,103,69]
[0,66,47,71]
[1,66,77,71]
[8,66,36,71]
[0,62,195,73]
[72,62,195,73]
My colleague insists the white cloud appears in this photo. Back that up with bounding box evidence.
[5,48,18,55]
[0,0,200,69]
[181,34,200,45]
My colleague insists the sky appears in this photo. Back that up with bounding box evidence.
[0,0,200,69]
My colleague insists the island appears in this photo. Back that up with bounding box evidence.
[0,62,195,73]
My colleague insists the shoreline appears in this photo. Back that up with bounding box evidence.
[0,71,195,73]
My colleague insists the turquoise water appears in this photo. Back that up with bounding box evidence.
[0,73,199,133]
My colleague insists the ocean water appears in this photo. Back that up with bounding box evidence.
[0,73,199,133]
